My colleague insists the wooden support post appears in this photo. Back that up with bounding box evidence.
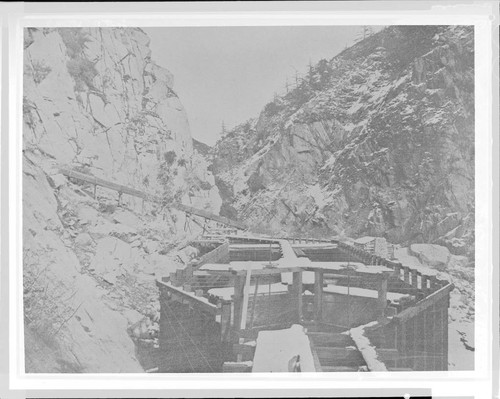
[248,277,260,330]
[398,322,407,369]
[377,273,389,318]
[292,271,303,321]
[237,270,252,362]
[421,275,430,295]
[411,269,418,289]
[442,297,449,370]
[403,266,410,284]
[434,302,443,370]
[394,263,402,279]
[430,276,439,292]
[232,274,246,335]
[314,270,323,323]
[220,302,232,342]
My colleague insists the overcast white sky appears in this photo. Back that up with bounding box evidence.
[143,26,382,146]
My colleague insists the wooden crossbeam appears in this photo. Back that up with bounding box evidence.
[314,346,363,361]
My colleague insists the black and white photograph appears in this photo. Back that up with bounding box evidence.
[20,22,478,375]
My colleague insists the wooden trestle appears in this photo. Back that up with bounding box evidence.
[58,167,247,230]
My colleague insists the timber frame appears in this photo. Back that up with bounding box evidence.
[156,235,454,373]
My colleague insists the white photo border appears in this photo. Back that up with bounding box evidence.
[5,1,498,397]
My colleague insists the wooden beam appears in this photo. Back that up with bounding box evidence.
[411,269,418,289]
[314,270,323,323]
[403,266,410,284]
[232,274,246,331]
[378,275,388,317]
[248,276,260,329]
[393,283,455,324]
[306,332,352,347]
[240,270,252,330]
[314,346,357,358]
[376,348,401,362]
[310,345,323,372]
[156,280,218,315]
[292,271,303,321]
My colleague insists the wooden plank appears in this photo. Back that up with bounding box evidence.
[156,280,218,315]
[232,275,246,331]
[306,332,352,347]
[411,269,419,289]
[393,283,454,324]
[314,270,323,323]
[248,276,260,329]
[403,267,410,284]
[314,347,361,361]
[237,270,253,361]
[378,275,388,317]
[310,345,323,372]
[292,271,303,321]
[376,348,400,362]
[307,332,354,347]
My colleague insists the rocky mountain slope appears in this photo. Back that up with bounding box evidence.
[23,27,220,372]
[213,26,474,260]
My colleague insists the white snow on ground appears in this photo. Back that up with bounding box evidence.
[393,246,474,370]
[349,321,387,372]
[252,324,316,372]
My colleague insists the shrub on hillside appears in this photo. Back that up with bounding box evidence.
[58,28,92,58]
[31,61,52,84]
[67,57,98,90]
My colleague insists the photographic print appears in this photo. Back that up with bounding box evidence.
[22,24,474,374]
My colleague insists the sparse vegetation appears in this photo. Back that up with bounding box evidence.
[58,28,92,58]
[24,250,79,346]
[163,151,177,166]
[59,28,98,91]
[31,60,52,84]
[66,57,98,91]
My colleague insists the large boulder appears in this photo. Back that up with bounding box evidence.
[409,243,450,269]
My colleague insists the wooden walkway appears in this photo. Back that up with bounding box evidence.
[58,167,247,230]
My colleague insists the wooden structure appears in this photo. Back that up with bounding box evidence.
[156,235,454,373]
[58,167,247,230]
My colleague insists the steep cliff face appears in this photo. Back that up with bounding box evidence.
[23,27,220,372]
[213,26,474,259]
